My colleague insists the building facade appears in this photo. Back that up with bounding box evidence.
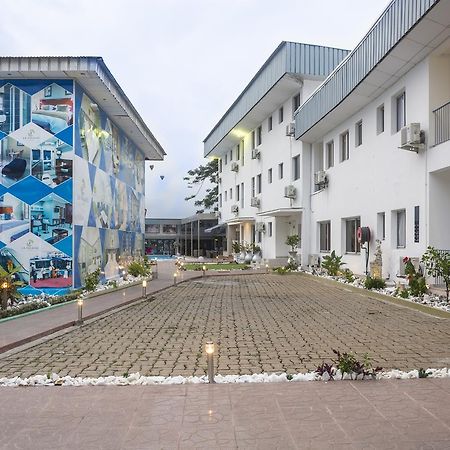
[204,0,450,280]
[0,57,165,295]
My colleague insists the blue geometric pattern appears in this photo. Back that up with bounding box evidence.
[9,176,53,204]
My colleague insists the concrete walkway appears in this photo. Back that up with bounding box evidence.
[1,379,450,449]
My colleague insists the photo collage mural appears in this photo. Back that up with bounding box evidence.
[0,80,74,296]
[72,86,146,288]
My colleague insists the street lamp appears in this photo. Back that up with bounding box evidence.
[77,298,83,325]
[1,281,8,310]
[205,341,215,383]
[142,279,147,297]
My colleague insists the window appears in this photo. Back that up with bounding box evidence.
[251,130,256,150]
[224,153,228,165]
[251,177,255,197]
[236,185,240,202]
[257,126,262,146]
[240,139,244,166]
[219,159,222,173]
[230,149,233,161]
[414,206,419,243]
[292,93,301,117]
[268,222,273,237]
[229,188,232,200]
[326,141,334,169]
[345,217,361,253]
[396,91,406,132]
[278,162,284,179]
[219,194,222,208]
[340,131,349,162]
[377,104,385,134]
[268,168,272,184]
[240,182,244,208]
[279,106,284,124]
[236,144,240,161]
[292,155,300,180]
[256,174,262,194]
[268,116,272,132]
[396,209,406,248]
[319,221,331,252]
[355,120,362,147]
[224,191,227,202]
[377,212,386,240]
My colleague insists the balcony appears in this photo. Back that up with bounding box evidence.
[434,101,450,146]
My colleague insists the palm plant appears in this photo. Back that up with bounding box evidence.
[0,265,24,309]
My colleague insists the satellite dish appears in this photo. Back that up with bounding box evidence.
[160,175,165,180]
[150,165,154,170]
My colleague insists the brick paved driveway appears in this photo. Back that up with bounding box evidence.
[1,274,450,378]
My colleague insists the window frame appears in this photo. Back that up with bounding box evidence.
[268,168,272,184]
[355,120,362,147]
[292,154,300,181]
[278,106,284,124]
[319,221,331,252]
[278,162,284,180]
[325,140,334,169]
[268,116,273,132]
[345,217,361,254]
[340,130,349,162]
[376,104,385,134]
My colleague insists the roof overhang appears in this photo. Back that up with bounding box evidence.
[257,207,303,217]
[226,217,256,226]
[295,0,449,143]
[0,56,165,160]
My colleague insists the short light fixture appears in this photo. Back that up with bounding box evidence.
[265,263,269,274]
[77,298,84,325]
[142,279,147,297]
[173,272,178,285]
[202,265,206,277]
[205,341,215,383]
[122,269,126,280]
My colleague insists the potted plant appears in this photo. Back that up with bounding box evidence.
[251,244,262,263]
[231,241,243,262]
[243,241,253,263]
[285,234,300,259]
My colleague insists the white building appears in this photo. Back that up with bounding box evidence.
[204,0,450,281]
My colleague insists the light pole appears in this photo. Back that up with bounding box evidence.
[205,341,215,383]
[142,279,147,298]
[77,298,83,325]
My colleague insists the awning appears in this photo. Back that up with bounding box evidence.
[205,223,227,234]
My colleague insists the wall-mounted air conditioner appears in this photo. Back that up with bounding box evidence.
[250,197,260,208]
[314,170,328,188]
[284,185,296,199]
[251,149,261,160]
[231,162,239,172]
[231,204,239,214]
[286,122,295,137]
[255,222,265,232]
[398,256,420,276]
[399,123,424,152]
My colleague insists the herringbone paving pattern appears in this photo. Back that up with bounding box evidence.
[1,274,450,378]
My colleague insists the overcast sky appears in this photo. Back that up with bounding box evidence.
[0,0,388,218]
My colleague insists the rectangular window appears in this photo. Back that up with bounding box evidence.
[292,155,300,180]
[230,149,233,161]
[236,144,240,161]
[256,174,262,194]
[279,106,284,124]
[224,153,228,165]
[319,221,331,252]
[414,206,419,243]
[292,93,301,117]
[345,217,361,253]
[396,209,406,248]
[236,185,240,201]
[257,125,262,146]
[355,120,362,147]
[268,116,273,132]
[340,131,349,162]
[377,212,386,240]
[251,130,256,150]
[326,140,334,169]
[240,182,244,208]
[219,193,222,208]
[396,91,406,132]
[224,191,227,202]
[229,188,232,200]
[278,162,284,180]
[268,222,273,237]
[268,168,272,184]
[219,159,222,173]
[240,139,244,166]
[251,177,255,197]
[377,104,385,134]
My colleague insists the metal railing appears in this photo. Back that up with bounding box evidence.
[434,101,450,146]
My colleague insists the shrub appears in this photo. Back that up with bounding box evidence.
[364,276,386,290]
[332,349,382,380]
[0,265,24,309]
[342,268,355,283]
[422,246,450,301]
[285,235,300,252]
[404,257,427,297]
[321,250,345,276]
[84,268,101,292]
[127,260,151,277]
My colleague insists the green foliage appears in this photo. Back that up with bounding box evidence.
[0,264,24,309]
[342,269,355,283]
[231,241,242,253]
[273,266,291,275]
[332,349,382,380]
[422,246,450,301]
[127,260,151,277]
[418,368,429,378]
[321,250,345,276]
[403,257,427,297]
[399,288,410,298]
[364,276,386,290]
[285,234,300,251]
[183,159,219,213]
[84,268,101,292]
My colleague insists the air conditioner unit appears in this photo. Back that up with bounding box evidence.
[231,162,239,172]
[231,204,239,214]
[255,222,265,232]
[399,123,424,152]
[398,256,420,276]
[314,170,328,188]
[250,197,260,208]
[284,185,296,199]
[286,122,295,137]
[251,149,261,160]
[309,254,319,266]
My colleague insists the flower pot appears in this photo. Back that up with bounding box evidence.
[244,252,253,263]
[252,252,262,263]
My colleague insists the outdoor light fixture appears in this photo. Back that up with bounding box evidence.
[205,341,215,383]
[142,279,147,297]
[122,269,126,280]
[202,265,206,277]
[77,298,84,325]
[1,281,8,310]
[265,263,269,274]
[1,281,8,290]
[173,272,177,285]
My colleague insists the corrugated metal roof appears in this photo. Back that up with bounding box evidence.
[294,0,441,139]
[0,56,165,160]
[203,42,349,157]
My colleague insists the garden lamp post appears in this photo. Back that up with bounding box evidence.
[77,298,83,325]
[205,341,215,383]
[265,263,269,274]
[142,279,147,297]
[1,281,8,310]
[202,265,206,277]
[173,272,177,285]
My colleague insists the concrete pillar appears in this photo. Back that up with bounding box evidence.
[301,142,312,268]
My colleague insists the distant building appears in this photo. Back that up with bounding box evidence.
[145,213,225,257]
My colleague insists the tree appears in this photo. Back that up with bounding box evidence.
[422,246,450,301]
[183,159,218,213]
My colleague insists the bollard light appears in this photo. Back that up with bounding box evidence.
[122,269,126,280]
[205,341,215,383]
[202,265,206,277]
[173,272,178,285]
[142,279,147,297]
[265,263,269,274]
[77,298,84,325]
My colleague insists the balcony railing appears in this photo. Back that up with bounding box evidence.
[433,101,450,146]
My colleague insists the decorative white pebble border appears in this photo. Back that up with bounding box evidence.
[1,368,449,387]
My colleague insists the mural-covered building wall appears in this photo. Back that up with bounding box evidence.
[0,78,148,295]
